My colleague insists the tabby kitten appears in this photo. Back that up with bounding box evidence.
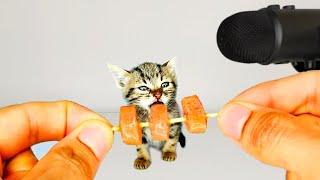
[108,58,185,170]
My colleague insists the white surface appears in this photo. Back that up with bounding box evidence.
[2,0,318,179]
[0,0,303,113]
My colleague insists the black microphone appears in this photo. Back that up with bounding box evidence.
[217,5,320,72]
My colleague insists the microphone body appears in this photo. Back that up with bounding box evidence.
[217,5,320,71]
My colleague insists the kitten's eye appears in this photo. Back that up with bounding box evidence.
[138,86,150,91]
[161,82,170,88]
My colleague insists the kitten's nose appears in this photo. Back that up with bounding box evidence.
[152,89,162,100]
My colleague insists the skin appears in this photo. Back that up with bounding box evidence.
[0,101,113,180]
[218,71,320,180]
[1,70,320,179]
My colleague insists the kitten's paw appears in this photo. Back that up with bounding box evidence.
[162,152,177,162]
[134,157,151,170]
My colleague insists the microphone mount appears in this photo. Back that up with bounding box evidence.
[291,59,320,72]
[266,4,320,72]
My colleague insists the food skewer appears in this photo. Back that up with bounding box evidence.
[110,95,219,145]
[111,112,218,132]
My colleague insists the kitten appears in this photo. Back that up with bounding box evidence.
[108,58,185,170]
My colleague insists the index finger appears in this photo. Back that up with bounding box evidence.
[0,101,111,159]
[232,71,320,116]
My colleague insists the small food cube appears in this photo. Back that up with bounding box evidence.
[150,104,170,141]
[119,105,142,145]
[182,95,207,133]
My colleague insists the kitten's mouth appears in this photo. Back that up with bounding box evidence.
[150,101,164,107]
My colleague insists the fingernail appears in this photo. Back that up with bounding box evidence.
[78,125,113,159]
[219,104,252,140]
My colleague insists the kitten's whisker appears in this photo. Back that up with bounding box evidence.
[111,112,219,132]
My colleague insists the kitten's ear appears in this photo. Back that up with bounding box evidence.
[162,57,176,72]
[107,64,131,88]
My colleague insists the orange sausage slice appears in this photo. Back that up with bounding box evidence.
[182,95,207,133]
[119,105,142,145]
[150,104,170,141]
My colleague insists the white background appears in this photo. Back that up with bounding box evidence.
[1,0,316,179]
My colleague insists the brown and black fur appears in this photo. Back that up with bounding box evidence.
[108,58,185,170]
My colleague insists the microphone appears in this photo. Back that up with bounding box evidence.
[217,5,320,72]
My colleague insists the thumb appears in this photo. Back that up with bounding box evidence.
[24,120,113,180]
[217,102,320,177]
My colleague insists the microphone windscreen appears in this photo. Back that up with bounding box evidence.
[217,10,276,64]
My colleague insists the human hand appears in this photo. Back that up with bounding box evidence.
[0,101,113,180]
[217,71,320,180]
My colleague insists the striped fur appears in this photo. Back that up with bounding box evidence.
[108,58,185,169]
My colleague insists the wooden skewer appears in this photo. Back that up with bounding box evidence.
[111,113,218,132]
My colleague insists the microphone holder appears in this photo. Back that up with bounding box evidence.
[266,5,320,72]
[291,59,320,72]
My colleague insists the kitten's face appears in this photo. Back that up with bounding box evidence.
[108,59,177,109]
